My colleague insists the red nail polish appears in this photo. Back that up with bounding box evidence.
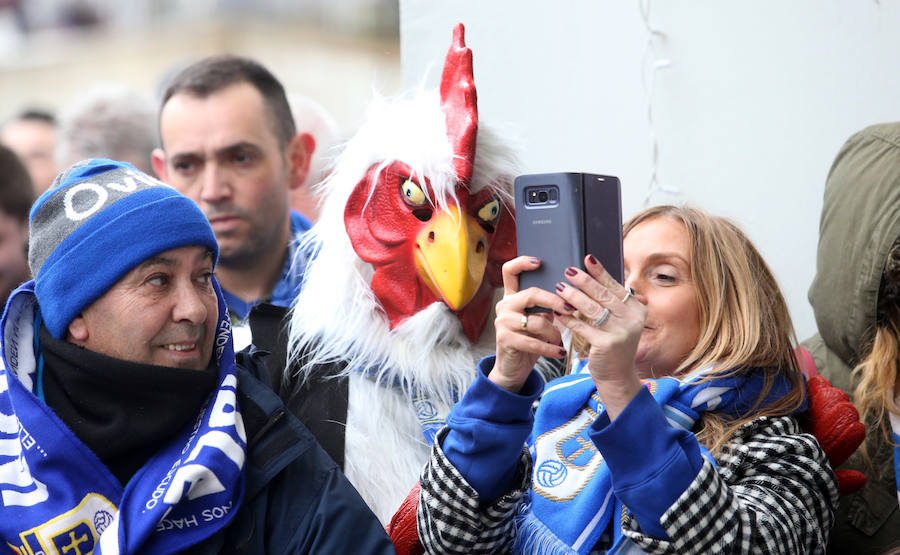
[557,348,567,358]
[555,282,565,292]
[563,302,575,312]
[587,254,598,265]
[565,267,577,277]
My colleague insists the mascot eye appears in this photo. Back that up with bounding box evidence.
[401,179,428,206]
[476,198,501,234]
[477,199,501,224]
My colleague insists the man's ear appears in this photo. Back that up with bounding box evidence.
[151,148,168,181]
[287,132,315,191]
[66,315,89,344]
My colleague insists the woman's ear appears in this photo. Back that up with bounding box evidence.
[66,315,89,344]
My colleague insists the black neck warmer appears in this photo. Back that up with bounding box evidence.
[39,325,218,486]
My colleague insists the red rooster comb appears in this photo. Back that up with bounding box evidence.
[440,23,478,186]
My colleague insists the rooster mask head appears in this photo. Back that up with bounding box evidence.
[342,23,516,343]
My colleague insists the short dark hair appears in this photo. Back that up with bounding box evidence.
[2,109,56,132]
[0,145,36,221]
[15,109,56,126]
[159,55,296,149]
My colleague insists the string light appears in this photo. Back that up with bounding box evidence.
[640,0,678,206]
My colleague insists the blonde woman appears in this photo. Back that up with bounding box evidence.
[418,205,839,554]
[803,122,900,553]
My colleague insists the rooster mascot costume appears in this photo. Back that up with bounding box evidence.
[243,23,866,551]
[279,23,522,524]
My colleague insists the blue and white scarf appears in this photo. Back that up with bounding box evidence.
[0,280,245,555]
[516,359,797,555]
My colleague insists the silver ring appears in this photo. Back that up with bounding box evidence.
[621,287,635,304]
[520,313,528,331]
[592,308,610,328]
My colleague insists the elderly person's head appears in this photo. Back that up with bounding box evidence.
[55,85,158,174]
[28,158,219,369]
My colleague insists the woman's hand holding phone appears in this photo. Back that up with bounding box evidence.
[491,254,646,419]
[488,256,571,393]
[553,255,646,420]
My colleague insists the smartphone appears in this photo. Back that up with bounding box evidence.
[515,172,623,310]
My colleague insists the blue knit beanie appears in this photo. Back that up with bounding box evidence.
[28,159,219,338]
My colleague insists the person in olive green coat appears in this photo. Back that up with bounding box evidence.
[803,121,900,552]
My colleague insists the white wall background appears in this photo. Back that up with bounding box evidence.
[399,0,900,339]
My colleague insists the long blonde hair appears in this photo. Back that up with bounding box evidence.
[572,206,805,453]
[851,237,900,470]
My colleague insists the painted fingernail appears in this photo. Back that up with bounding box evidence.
[565,267,578,277]
[587,254,598,265]
[530,257,541,264]
[555,282,565,292]
[563,302,576,312]
[557,348,567,358]
[553,310,562,316]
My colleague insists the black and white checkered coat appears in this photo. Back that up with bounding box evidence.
[417,415,840,554]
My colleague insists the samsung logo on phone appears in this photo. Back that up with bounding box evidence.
[532,219,552,225]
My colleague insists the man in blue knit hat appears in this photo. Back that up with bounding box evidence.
[0,159,393,554]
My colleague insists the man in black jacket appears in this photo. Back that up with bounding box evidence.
[0,158,393,554]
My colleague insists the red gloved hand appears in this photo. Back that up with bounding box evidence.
[803,375,867,495]
[387,482,424,555]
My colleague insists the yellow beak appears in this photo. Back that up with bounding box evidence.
[414,204,488,311]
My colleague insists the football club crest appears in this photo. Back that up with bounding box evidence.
[532,392,604,502]
[12,493,117,555]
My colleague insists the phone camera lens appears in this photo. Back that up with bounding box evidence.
[538,191,548,203]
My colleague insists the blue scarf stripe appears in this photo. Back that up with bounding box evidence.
[571,488,615,551]
[661,406,694,430]
[543,375,593,395]
[0,392,49,505]
[688,385,732,410]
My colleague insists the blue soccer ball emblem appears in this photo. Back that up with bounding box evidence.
[414,399,438,420]
[535,460,567,488]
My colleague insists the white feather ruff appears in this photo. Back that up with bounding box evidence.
[286,87,519,523]
[343,373,434,524]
